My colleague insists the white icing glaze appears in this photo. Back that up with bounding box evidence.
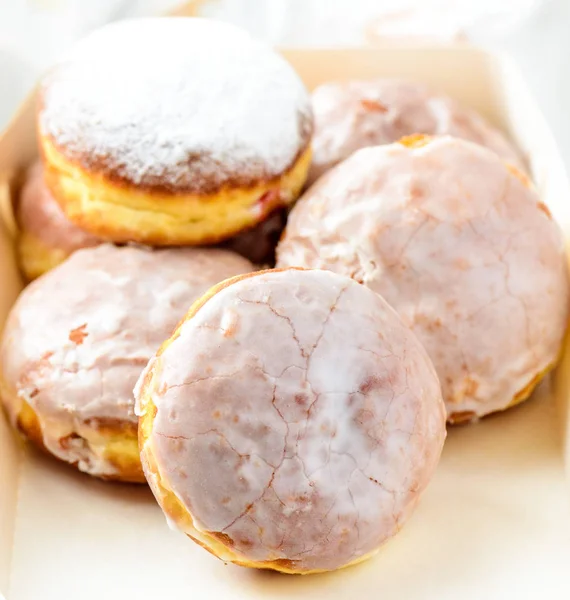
[0,244,254,476]
[278,137,570,419]
[140,268,445,571]
[39,18,312,193]
[308,79,524,184]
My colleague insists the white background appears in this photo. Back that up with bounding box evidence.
[0,0,569,166]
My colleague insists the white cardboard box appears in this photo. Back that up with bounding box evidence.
[1,44,570,599]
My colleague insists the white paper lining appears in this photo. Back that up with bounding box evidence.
[0,45,569,599]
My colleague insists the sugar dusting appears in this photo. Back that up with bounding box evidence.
[39,18,312,193]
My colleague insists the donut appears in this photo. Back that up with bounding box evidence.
[0,245,254,481]
[16,162,284,276]
[38,18,313,246]
[136,268,446,573]
[17,162,102,280]
[277,136,570,422]
[308,79,524,185]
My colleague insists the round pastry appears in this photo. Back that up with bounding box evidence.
[278,136,570,423]
[17,161,102,280]
[0,245,254,481]
[136,268,446,573]
[38,18,313,246]
[308,79,524,185]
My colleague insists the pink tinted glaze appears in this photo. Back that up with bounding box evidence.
[278,137,570,419]
[140,268,445,571]
[308,79,525,184]
[18,161,102,252]
[0,244,253,476]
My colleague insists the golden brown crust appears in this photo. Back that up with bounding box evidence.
[81,417,138,438]
[41,135,312,246]
[40,110,312,197]
[17,231,69,281]
[398,133,432,148]
[14,398,47,451]
[446,411,477,425]
[2,382,145,483]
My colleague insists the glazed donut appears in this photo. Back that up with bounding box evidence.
[277,136,570,422]
[308,79,524,185]
[136,268,446,573]
[0,245,254,481]
[17,161,102,280]
[38,18,313,246]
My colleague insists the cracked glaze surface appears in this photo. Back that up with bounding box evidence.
[0,244,253,476]
[138,268,445,572]
[278,137,570,420]
[308,79,524,184]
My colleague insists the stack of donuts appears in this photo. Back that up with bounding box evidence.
[1,17,568,575]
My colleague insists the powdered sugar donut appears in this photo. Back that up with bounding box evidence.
[38,18,313,246]
[278,136,569,422]
[16,162,284,276]
[17,162,102,280]
[136,268,445,573]
[0,245,254,481]
[308,79,524,185]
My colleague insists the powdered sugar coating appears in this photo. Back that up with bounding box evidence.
[308,79,524,184]
[140,269,445,571]
[18,162,102,252]
[39,18,312,194]
[0,245,254,477]
[278,137,570,419]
